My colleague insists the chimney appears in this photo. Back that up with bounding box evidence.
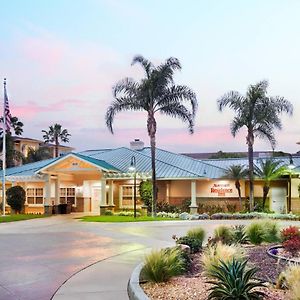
[130,139,144,150]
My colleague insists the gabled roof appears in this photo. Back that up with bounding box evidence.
[7,146,293,181]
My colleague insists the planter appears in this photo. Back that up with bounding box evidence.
[128,263,149,300]
[267,245,300,264]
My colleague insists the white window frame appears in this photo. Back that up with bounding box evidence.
[59,187,76,206]
[119,185,140,208]
[26,188,44,206]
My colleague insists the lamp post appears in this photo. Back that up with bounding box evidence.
[129,156,137,218]
[287,154,295,213]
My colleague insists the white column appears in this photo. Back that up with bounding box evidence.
[101,179,107,206]
[55,176,60,205]
[190,180,198,214]
[24,182,28,205]
[44,175,51,206]
[108,180,114,206]
[166,182,170,203]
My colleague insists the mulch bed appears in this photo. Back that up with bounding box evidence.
[142,244,289,300]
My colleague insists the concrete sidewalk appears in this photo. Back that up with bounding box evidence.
[52,247,150,300]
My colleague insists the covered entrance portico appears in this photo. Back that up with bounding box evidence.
[34,154,119,214]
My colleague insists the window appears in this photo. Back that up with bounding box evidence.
[60,187,76,206]
[120,185,140,207]
[26,188,44,205]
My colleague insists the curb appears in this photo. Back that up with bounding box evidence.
[128,263,149,300]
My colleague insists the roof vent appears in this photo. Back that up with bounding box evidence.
[130,139,144,151]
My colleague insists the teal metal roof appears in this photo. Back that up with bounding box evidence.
[81,147,225,179]
[202,156,300,170]
[73,153,120,171]
[4,147,298,181]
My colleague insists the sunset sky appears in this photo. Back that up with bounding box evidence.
[0,0,299,153]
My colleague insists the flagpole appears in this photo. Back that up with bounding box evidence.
[2,78,6,216]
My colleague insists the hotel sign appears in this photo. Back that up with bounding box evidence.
[211,183,233,197]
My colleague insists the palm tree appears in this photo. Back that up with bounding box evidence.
[254,159,287,210]
[106,55,198,216]
[23,147,52,164]
[217,80,293,211]
[223,164,248,210]
[42,124,71,157]
[0,116,24,167]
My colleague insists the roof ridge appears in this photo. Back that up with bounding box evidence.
[148,147,227,172]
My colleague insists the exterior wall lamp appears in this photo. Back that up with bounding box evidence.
[129,156,137,218]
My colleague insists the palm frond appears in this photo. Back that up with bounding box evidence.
[217,91,245,112]
[112,77,139,98]
[155,85,197,116]
[131,55,154,78]
[105,97,144,133]
[159,103,194,133]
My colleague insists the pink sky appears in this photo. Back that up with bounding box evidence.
[1,1,299,154]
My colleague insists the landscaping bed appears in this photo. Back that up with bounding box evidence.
[142,245,287,300]
[135,221,300,300]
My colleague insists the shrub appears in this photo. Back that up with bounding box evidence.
[142,247,187,282]
[180,198,191,212]
[157,201,179,213]
[104,210,114,216]
[186,227,205,247]
[283,236,300,256]
[246,220,280,245]
[281,226,300,242]
[277,264,300,300]
[226,202,237,213]
[115,211,141,217]
[6,186,26,214]
[207,259,265,299]
[198,203,223,215]
[263,220,280,243]
[213,225,233,244]
[201,242,245,274]
[139,180,152,212]
[175,236,202,253]
[232,225,248,244]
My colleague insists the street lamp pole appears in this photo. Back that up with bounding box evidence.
[288,154,295,213]
[129,156,137,218]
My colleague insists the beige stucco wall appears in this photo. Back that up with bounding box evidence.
[168,179,246,199]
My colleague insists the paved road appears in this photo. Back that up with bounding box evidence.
[0,215,298,300]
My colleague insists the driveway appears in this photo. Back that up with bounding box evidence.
[0,215,298,300]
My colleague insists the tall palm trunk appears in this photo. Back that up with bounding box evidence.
[148,112,157,217]
[262,185,269,210]
[55,136,59,158]
[235,180,242,210]
[247,130,254,211]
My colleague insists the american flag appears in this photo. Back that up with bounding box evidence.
[3,79,11,133]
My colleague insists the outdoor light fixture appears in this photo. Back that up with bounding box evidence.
[287,153,295,213]
[129,156,137,218]
[288,154,295,169]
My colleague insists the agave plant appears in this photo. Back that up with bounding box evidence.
[232,225,248,244]
[207,259,265,299]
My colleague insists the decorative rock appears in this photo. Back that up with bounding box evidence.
[179,212,190,220]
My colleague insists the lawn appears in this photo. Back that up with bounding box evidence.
[0,214,47,223]
[80,215,179,222]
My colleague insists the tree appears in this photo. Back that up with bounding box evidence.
[6,186,26,214]
[209,151,247,159]
[23,147,52,164]
[223,164,248,209]
[106,55,197,216]
[42,124,71,157]
[217,80,293,211]
[139,180,152,212]
[0,116,24,167]
[254,159,287,210]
